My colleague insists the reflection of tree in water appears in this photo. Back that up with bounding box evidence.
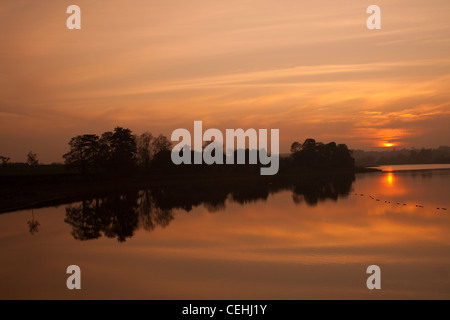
[64,173,355,241]
[65,199,103,240]
[204,201,226,213]
[65,190,175,242]
[27,208,40,235]
[291,173,355,206]
[138,189,174,231]
[101,193,140,242]
[231,184,270,205]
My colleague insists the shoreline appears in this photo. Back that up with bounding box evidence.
[0,166,378,214]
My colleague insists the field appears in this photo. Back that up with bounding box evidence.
[0,164,79,176]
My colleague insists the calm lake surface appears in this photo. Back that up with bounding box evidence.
[1,165,450,299]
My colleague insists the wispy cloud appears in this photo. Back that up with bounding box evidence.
[1,0,450,161]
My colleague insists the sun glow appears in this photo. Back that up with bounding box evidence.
[386,172,395,186]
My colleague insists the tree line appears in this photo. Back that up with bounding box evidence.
[289,138,355,168]
[63,127,172,174]
[1,127,356,174]
[62,127,355,175]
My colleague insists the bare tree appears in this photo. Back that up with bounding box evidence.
[136,132,153,169]
[27,151,39,166]
[152,134,172,155]
[0,155,10,166]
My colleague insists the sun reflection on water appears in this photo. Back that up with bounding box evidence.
[386,172,395,186]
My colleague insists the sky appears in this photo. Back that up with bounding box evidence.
[1,0,450,163]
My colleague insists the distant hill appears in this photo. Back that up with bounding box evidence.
[352,146,450,166]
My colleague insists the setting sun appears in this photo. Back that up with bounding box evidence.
[383,143,395,148]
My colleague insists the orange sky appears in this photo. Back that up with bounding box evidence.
[1,0,450,163]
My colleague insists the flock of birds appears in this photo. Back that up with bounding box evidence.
[351,193,447,211]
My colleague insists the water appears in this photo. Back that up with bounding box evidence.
[1,166,450,299]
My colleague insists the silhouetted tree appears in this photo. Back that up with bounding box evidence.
[136,132,153,170]
[109,127,137,172]
[333,144,354,168]
[27,151,39,166]
[63,135,101,174]
[316,142,336,166]
[302,138,317,151]
[63,128,140,174]
[293,138,318,166]
[150,134,173,171]
[152,134,172,156]
[290,142,302,153]
[98,131,113,170]
[290,138,354,168]
[0,155,10,166]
